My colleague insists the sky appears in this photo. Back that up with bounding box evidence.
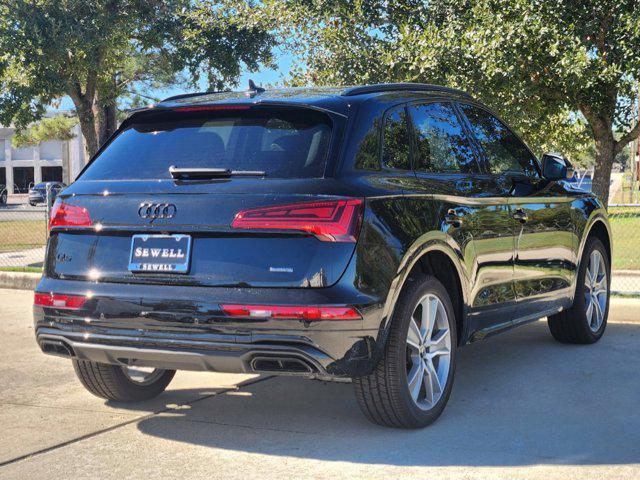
[57,50,296,111]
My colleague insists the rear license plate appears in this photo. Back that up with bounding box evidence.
[128,234,192,274]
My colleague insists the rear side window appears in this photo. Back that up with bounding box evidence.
[459,104,539,177]
[408,102,477,174]
[382,106,411,170]
[80,108,332,180]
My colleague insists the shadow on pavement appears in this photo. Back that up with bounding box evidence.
[134,321,640,467]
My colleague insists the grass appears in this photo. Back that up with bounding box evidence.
[611,178,639,205]
[0,266,43,273]
[608,211,640,271]
[0,220,47,253]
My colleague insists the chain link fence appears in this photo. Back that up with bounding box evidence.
[609,205,640,295]
[0,190,638,294]
[0,185,52,272]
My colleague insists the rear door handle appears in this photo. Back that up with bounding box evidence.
[444,208,463,228]
[513,208,528,223]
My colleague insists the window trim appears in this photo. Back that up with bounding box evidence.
[454,100,542,179]
[406,99,483,176]
[378,103,414,172]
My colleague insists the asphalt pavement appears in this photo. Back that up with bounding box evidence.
[0,289,639,479]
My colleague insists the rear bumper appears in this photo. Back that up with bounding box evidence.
[28,193,45,203]
[36,328,336,376]
[34,275,386,378]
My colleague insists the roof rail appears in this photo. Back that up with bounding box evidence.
[341,83,471,98]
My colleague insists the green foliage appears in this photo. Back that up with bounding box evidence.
[12,115,78,148]
[0,0,274,152]
[272,0,640,192]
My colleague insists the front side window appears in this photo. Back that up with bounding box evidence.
[382,106,411,170]
[459,104,538,177]
[408,102,477,174]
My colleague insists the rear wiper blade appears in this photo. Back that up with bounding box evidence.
[169,166,265,180]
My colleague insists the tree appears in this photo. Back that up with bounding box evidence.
[12,115,78,148]
[273,0,640,205]
[0,0,273,156]
[614,144,631,171]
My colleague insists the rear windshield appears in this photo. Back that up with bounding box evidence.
[80,108,332,180]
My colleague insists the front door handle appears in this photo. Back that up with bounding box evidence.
[513,208,528,223]
[444,208,463,228]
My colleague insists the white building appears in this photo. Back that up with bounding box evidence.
[0,111,86,194]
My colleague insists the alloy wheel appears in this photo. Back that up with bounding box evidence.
[584,249,608,332]
[405,293,452,410]
[121,366,165,385]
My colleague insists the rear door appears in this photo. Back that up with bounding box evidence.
[404,101,517,338]
[48,105,361,289]
[457,103,576,318]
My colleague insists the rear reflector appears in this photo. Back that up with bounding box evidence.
[49,200,92,230]
[34,292,87,310]
[221,304,361,321]
[231,199,364,242]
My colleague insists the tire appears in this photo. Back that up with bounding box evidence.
[0,193,6,205]
[353,275,457,428]
[548,237,610,344]
[73,360,175,402]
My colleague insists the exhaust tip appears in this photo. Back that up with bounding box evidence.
[250,356,314,374]
[40,339,74,358]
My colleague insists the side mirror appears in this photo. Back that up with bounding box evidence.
[542,153,574,180]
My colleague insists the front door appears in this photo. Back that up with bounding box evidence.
[508,178,576,316]
[457,103,576,320]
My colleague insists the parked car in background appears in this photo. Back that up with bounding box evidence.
[28,182,66,206]
[34,83,611,428]
[0,184,7,206]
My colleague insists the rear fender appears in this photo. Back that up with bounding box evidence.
[573,209,612,298]
[375,232,470,352]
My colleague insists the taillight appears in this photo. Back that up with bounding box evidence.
[49,200,92,230]
[231,199,364,242]
[34,292,87,309]
[221,304,361,321]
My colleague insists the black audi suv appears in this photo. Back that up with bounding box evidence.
[34,83,611,428]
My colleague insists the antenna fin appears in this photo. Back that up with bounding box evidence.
[247,79,265,97]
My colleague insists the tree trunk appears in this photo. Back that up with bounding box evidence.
[76,104,100,158]
[70,95,116,158]
[95,101,117,148]
[592,135,616,208]
[102,103,117,143]
[95,73,119,148]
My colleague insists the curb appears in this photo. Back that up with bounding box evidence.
[0,272,41,291]
[610,298,640,323]
[612,270,640,278]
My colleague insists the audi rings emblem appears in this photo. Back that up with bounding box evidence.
[138,203,177,221]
